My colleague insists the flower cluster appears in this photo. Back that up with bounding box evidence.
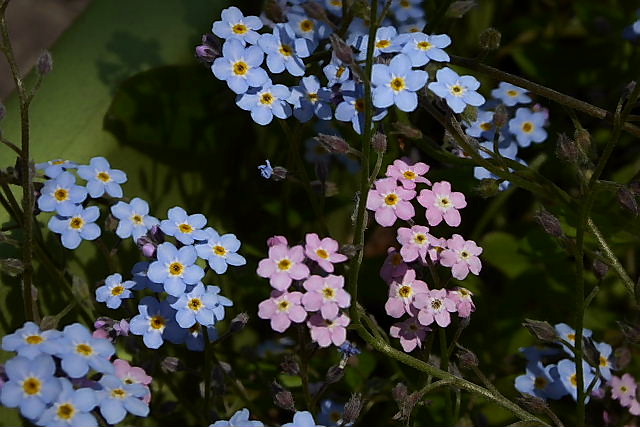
[368,158,480,352]
[257,233,351,348]
[459,82,550,190]
[0,321,151,426]
[515,323,617,404]
[210,408,325,427]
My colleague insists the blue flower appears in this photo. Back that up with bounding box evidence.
[465,110,496,140]
[287,7,332,43]
[159,206,208,245]
[236,80,292,125]
[50,323,115,378]
[289,75,333,122]
[338,340,361,357]
[335,80,387,134]
[147,242,205,297]
[398,18,427,34]
[210,408,264,427]
[195,227,246,274]
[0,354,60,420]
[595,341,613,380]
[36,159,78,179]
[492,82,532,107]
[556,359,599,402]
[131,261,163,292]
[96,273,135,309]
[508,107,548,147]
[428,67,485,113]
[372,26,402,56]
[212,39,269,94]
[518,345,562,363]
[372,53,428,112]
[398,32,450,67]
[97,375,149,424]
[170,283,232,328]
[48,205,101,250]
[1,321,61,359]
[37,171,87,216]
[185,323,219,351]
[110,197,159,241]
[554,324,593,357]
[324,0,343,17]
[258,160,274,178]
[392,0,425,22]
[212,6,262,45]
[323,55,351,87]
[77,156,127,198]
[36,378,98,427]
[514,361,568,400]
[318,399,346,426]
[130,296,184,349]
[258,24,312,76]
[283,411,323,427]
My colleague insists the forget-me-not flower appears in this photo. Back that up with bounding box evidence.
[37,171,87,216]
[2,321,61,360]
[236,80,292,125]
[492,82,531,107]
[323,55,350,87]
[160,206,208,245]
[288,75,333,122]
[77,156,127,198]
[50,323,115,378]
[372,53,428,112]
[514,361,568,400]
[210,408,264,427]
[399,32,451,66]
[258,24,312,76]
[258,160,274,178]
[393,0,425,22]
[36,378,98,427]
[48,205,101,250]
[110,197,159,241]
[212,39,268,94]
[465,109,496,140]
[97,375,149,425]
[508,107,548,147]
[428,67,485,113]
[195,227,246,274]
[170,283,232,328]
[147,242,205,297]
[287,7,332,43]
[557,359,599,402]
[335,80,387,134]
[130,296,184,349]
[212,6,262,45]
[36,159,78,179]
[95,273,135,309]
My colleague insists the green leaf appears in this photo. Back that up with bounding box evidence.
[481,231,531,279]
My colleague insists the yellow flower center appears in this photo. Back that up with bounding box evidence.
[124,378,135,385]
[151,315,166,330]
[278,258,292,271]
[534,376,548,389]
[414,234,427,245]
[22,377,42,395]
[480,122,493,131]
[507,89,519,97]
[111,285,125,296]
[111,388,128,399]
[232,23,248,34]
[600,355,608,367]
[390,77,406,91]
[460,250,470,259]
[400,0,410,7]
[76,343,94,356]
[25,334,44,345]
[409,27,420,33]
[376,39,391,49]
[570,374,578,387]
[567,333,575,342]
[278,300,291,312]
[459,288,471,297]
[54,188,70,201]
[450,84,466,97]
[300,19,315,32]
[403,170,417,180]
[399,285,413,298]
[322,287,336,299]
[70,217,84,230]
[279,44,293,56]
[385,193,399,206]
[308,92,319,102]
[52,160,66,165]
[438,197,452,208]
[621,385,629,393]
[179,223,194,233]
[417,41,433,51]
[97,171,111,182]
[316,248,330,259]
[336,66,346,78]
[188,297,204,311]
[260,93,275,105]
[214,245,228,256]
[132,214,144,225]
[57,403,76,420]
[522,122,534,133]
[330,0,341,5]
[233,61,249,76]
[169,262,185,276]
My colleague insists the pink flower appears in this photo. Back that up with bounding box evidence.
[396,225,436,263]
[385,269,429,318]
[439,234,483,280]
[390,317,430,352]
[307,313,350,347]
[267,235,288,247]
[630,399,640,416]
[366,177,416,227]
[448,287,475,318]
[380,247,409,283]
[385,159,431,189]
[257,244,310,291]
[610,374,638,407]
[304,233,348,273]
[113,359,152,403]
[417,181,466,227]
[302,274,351,319]
[414,289,457,327]
[258,291,307,332]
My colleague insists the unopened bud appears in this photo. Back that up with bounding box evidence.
[474,178,501,198]
[534,209,564,238]
[456,346,479,369]
[343,393,363,426]
[280,356,300,376]
[302,1,328,22]
[479,27,501,51]
[272,381,296,411]
[392,383,408,402]
[574,128,591,153]
[161,357,182,373]
[267,235,288,247]
[316,133,350,154]
[592,257,609,280]
[618,321,640,344]
[372,132,387,153]
[556,133,580,163]
[330,34,354,65]
[0,258,23,277]
[104,214,118,232]
[230,312,249,332]
[522,318,559,343]
[325,365,344,384]
[39,315,58,331]
[445,1,477,18]
[461,105,478,124]
[272,166,288,181]
[392,121,422,140]
[264,0,286,23]
[618,186,639,216]
[493,104,509,128]
[37,51,53,75]
[517,395,548,413]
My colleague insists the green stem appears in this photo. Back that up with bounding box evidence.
[439,328,453,425]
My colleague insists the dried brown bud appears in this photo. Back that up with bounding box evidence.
[161,357,182,373]
[493,104,509,128]
[263,0,286,23]
[574,128,591,153]
[37,51,53,75]
[556,133,580,164]
[272,381,296,411]
[343,393,363,425]
[618,186,639,216]
[479,27,501,51]
[534,209,564,238]
[592,257,609,280]
[522,318,559,343]
[316,133,351,154]
[330,34,354,65]
[445,1,477,18]
[39,315,59,331]
[392,121,422,140]
[280,356,300,376]
[517,394,548,413]
[272,166,288,181]
[302,1,328,22]
[618,321,640,344]
[0,102,5,121]
[372,132,387,153]
[456,346,479,369]
[230,312,249,332]
[392,383,408,402]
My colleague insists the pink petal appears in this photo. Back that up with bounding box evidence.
[269,244,289,260]
[258,300,276,318]
[271,313,291,332]
[321,303,339,319]
[375,207,397,227]
[289,263,310,280]
[385,298,405,318]
[395,201,415,220]
[451,192,467,208]
[311,327,331,347]
[451,262,470,280]
[303,275,323,291]
[467,256,482,274]
[443,208,461,227]
[418,309,434,326]
[425,208,443,226]
[331,326,347,346]
[288,306,308,323]
[400,246,418,262]
[435,310,451,327]
[256,259,275,278]
[302,292,323,311]
[439,250,457,267]
[271,271,292,291]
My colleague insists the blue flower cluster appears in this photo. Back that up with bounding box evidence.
[205,2,477,133]
[515,323,613,402]
[0,321,150,426]
[459,81,549,190]
[210,408,325,427]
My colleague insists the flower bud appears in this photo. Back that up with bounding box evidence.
[592,257,609,280]
[456,346,479,369]
[474,178,501,198]
[161,357,182,373]
[517,395,548,413]
[272,166,288,181]
[0,258,23,277]
[522,318,558,343]
[574,128,591,153]
[39,315,59,331]
[0,102,6,121]
[343,393,363,426]
[264,0,286,23]
[325,365,344,384]
[272,381,296,411]
[372,132,387,154]
[461,105,478,123]
[316,133,351,154]
[280,356,300,376]
[479,27,501,51]
[302,1,328,22]
[493,104,509,128]
[618,320,640,344]
[37,51,53,75]
[392,121,422,140]
[534,209,564,238]
[445,1,477,18]
[618,186,639,216]
[267,235,288,247]
[230,312,249,333]
[556,133,580,163]
[330,34,354,65]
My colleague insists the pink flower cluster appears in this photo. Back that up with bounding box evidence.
[609,373,640,416]
[257,234,351,348]
[369,158,482,352]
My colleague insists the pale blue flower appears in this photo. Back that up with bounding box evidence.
[77,156,127,198]
[160,206,208,245]
[595,341,613,380]
[95,273,135,309]
[335,80,387,134]
[508,107,548,147]
[318,399,346,426]
[49,323,115,378]
[131,261,163,292]
[1,321,61,360]
[258,160,274,178]
[398,32,450,67]
[324,0,343,17]
[372,53,428,112]
[283,411,325,427]
[36,378,98,427]
[48,205,101,250]
[37,171,87,216]
[557,359,599,402]
[210,408,264,427]
[287,7,332,43]
[212,6,262,45]
[323,55,350,87]
[185,323,219,351]
[392,0,425,22]
[97,375,149,424]
[170,283,232,328]
[514,361,568,400]
[129,296,185,349]
[36,159,78,179]
[236,80,292,125]
[372,26,402,56]
[465,110,496,140]
[289,75,333,122]
[147,242,205,297]
[258,24,312,76]
[110,197,159,241]
[212,39,269,94]
[554,323,593,356]
[492,82,532,107]
[428,67,485,113]
[398,18,427,34]
[195,227,246,274]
